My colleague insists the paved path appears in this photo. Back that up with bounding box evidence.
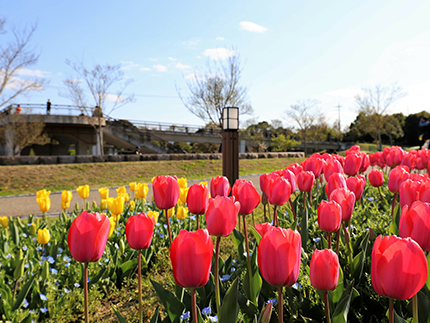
[0,174,261,218]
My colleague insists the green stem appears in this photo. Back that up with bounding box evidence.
[243,215,253,292]
[289,199,296,221]
[252,212,255,227]
[165,209,172,245]
[327,231,332,250]
[196,213,200,229]
[84,262,89,323]
[214,236,221,315]
[278,286,283,323]
[389,298,394,323]
[391,192,398,219]
[191,288,197,323]
[335,229,340,255]
[377,186,386,205]
[412,294,418,323]
[343,222,353,274]
[263,204,267,222]
[273,205,278,227]
[138,250,142,323]
[324,291,331,323]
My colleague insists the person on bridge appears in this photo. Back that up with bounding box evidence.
[47,99,51,115]
[135,146,141,155]
[16,105,22,114]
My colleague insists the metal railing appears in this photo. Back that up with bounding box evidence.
[0,103,98,117]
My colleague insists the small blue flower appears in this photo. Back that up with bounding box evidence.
[156,222,161,227]
[220,274,231,282]
[74,283,80,288]
[47,256,55,264]
[6,254,11,259]
[22,233,28,238]
[231,267,236,272]
[64,288,71,293]
[55,281,60,285]
[65,263,70,268]
[114,243,119,249]
[36,246,42,251]
[40,294,48,301]
[190,215,196,220]
[104,258,109,263]
[23,299,29,308]
[24,263,29,268]
[50,268,58,274]
[180,311,190,319]
[87,277,90,283]
[208,315,218,322]
[266,298,277,306]
[202,307,211,315]
[368,197,375,202]
[313,237,321,242]
[284,211,288,215]
[41,256,47,261]
[160,233,164,238]
[292,282,302,289]
[63,256,71,262]
[40,308,48,313]
[39,261,43,265]
[163,224,168,229]
[58,247,63,253]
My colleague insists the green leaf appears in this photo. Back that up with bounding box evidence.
[332,280,354,323]
[151,279,185,323]
[243,246,262,304]
[89,265,108,286]
[426,253,430,290]
[392,309,408,323]
[352,251,365,281]
[12,275,35,311]
[119,258,138,281]
[301,205,309,252]
[332,266,344,304]
[20,314,33,323]
[219,277,239,323]
[238,292,258,319]
[250,227,262,245]
[10,220,19,246]
[111,304,127,323]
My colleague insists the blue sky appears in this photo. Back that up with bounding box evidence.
[2,0,430,130]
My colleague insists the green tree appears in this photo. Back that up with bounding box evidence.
[271,134,299,152]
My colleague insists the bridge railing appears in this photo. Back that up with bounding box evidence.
[1,104,98,116]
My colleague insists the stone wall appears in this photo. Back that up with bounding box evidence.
[0,152,304,165]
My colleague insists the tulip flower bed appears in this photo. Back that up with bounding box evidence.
[2,145,430,323]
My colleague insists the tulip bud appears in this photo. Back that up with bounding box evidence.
[119,239,125,255]
[128,200,135,212]
[35,218,40,229]
[92,201,97,210]
[261,191,268,205]
[37,228,51,245]
[261,301,273,323]
[368,227,375,241]
[29,223,37,236]
[75,202,80,211]
[13,258,25,280]
[41,261,49,281]
[108,217,116,238]
[0,216,9,229]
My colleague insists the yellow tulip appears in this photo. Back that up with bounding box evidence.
[37,194,51,213]
[177,206,188,220]
[77,185,89,199]
[108,196,125,216]
[61,190,73,203]
[136,183,149,199]
[37,228,50,244]
[167,207,175,218]
[0,216,8,229]
[129,182,137,192]
[128,200,135,212]
[178,177,188,189]
[108,216,116,238]
[100,199,108,210]
[29,223,37,235]
[61,201,70,210]
[117,186,127,194]
[199,181,208,187]
[118,192,129,203]
[147,210,159,224]
[179,187,189,205]
[98,187,109,200]
[37,189,51,199]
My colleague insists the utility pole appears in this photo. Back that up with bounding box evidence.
[336,103,341,132]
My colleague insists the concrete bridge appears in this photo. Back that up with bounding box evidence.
[0,103,351,156]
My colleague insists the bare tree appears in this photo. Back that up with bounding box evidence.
[177,52,253,128]
[0,20,47,109]
[355,83,406,150]
[60,60,135,154]
[285,99,323,155]
[0,114,50,156]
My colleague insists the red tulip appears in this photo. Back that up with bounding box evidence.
[418,179,430,203]
[304,156,324,178]
[399,179,419,209]
[266,176,291,206]
[371,235,428,300]
[257,227,301,287]
[325,173,347,197]
[359,152,370,173]
[317,200,342,233]
[259,173,270,194]
[170,229,213,288]
[329,188,355,221]
[297,171,315,192]
[369,153,378,166]
[323,158,343,182]
[346,175,366,201]
[285,163,303,177]
[68,211,110,263]
[210,176,231,197]
[309,249,339,291]
[400,201,430,251]
[375,151,385,168]
[153,176,180,210]
[187,184,209,215]
[401,153,416,171]
[254,222,273,238]
[232,180,260,215]
[333,154,345,167]
[205,196,240,237]
[388,166,410,193]
[344,153,362,176]
[282,169,296,194]
[368,169,384,187]
[125,213,155,250]
[345,145,360,156]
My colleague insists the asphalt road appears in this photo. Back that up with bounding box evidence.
[0,174,261,218]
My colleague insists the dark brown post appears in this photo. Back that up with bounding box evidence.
[222,107,239,188]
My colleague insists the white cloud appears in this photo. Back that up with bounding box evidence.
[175,62,191,70]
[168,57,177,61]
[216,37,225,41]
[120,61,141,70]
[104,94,125,103]
[153,64,167,72]
[140,67,151,71]
[203,48,235,60]
[239,21,268,33]
[15,69,49,78]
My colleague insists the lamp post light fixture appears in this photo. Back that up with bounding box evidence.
[222,107,239,188]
